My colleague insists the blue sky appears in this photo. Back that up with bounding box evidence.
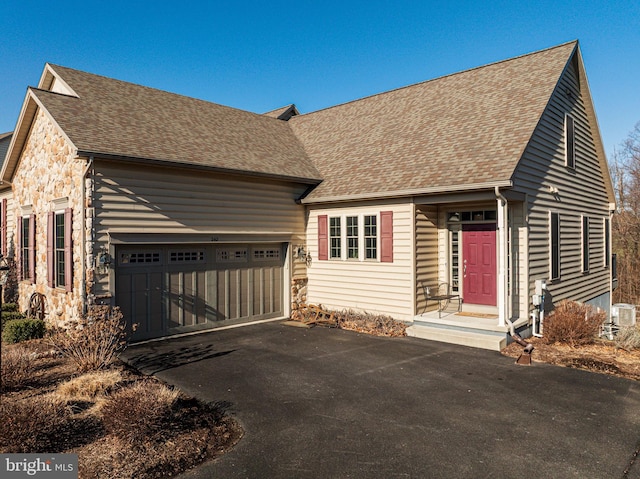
[1,0,638,157]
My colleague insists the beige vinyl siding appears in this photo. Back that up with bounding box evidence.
[512,54,610,305]
[0,191,15,254]
[306,202,414,321]
[510,202,528,319]
[415,205,438,314]
[92,160,308,296]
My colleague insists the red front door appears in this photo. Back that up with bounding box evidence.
[462,224,497,306]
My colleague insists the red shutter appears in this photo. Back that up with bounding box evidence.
[16,217,22,282]
[380,211,393,263]
[318,215,328,261]
[28,213,36,283]
[64,208,73,292]
[1,199,6,257]
[47,211,54,288]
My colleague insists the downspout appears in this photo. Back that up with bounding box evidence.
[81,155,94,314]
[495,186,533,352]
[494,186,508,329]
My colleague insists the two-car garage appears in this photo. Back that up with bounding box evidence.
[115,243,286,341]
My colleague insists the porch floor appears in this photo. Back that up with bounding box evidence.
[407,309,530,351]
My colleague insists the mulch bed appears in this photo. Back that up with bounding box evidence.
[501,337,640,381]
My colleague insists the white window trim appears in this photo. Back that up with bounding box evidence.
[53,207,66,289]
[565,113,576,169]
[549,211,560,281]
[581,215,589,273]
[603,217,610,268]
[328,213,380,262]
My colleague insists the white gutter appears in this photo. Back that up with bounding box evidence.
[301,180,513,204]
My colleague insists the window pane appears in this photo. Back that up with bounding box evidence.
[551,213,560,279]
[364,215,377,259]
[346,216,358,259]
[582,216,589,272]
[22,217,30,279]
[566,115,575,168]
[604,218,610,267]
[55,213,66,287]
[329,217,341,259]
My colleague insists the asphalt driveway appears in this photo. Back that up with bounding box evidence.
[122,321,640,479]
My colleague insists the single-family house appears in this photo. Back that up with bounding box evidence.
[1,40,615,349]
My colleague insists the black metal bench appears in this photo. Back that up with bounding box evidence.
[422,283,462,318]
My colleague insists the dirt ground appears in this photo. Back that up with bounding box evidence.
[501,337,640,381]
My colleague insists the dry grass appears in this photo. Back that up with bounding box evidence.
[614,325,640,352]
[54,370,124,416]
[1,343,36,392]
[0,341,243,478]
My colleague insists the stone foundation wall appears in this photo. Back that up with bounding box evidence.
[11,110,89,326]
[291,276,308,313]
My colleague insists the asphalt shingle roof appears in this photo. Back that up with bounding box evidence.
[289,41,577,202]
[32,66,322,183]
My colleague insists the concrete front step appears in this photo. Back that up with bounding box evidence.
[406,324,507,351]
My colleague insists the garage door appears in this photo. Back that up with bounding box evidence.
[115,243,285,340]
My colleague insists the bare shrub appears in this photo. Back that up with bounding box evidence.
[1,344,35,392]
[47,306,134,372]
[614,325,640,351]
[336,309,407,337]
[0,396,71,453]
[101,380,180,448]
[544,300,605,347]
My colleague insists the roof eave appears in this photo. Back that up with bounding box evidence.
[78,150,324,185]
[300,180,513,204]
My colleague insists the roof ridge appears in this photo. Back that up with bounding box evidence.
[46,64,277,122]
[292,40,578,119]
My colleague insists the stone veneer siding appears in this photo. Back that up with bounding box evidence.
[11,110,88,325]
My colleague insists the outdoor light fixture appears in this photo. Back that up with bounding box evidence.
[97,248,112,274]
[294,245,311,265]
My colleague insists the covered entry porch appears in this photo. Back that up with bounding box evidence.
[409,189,531,350]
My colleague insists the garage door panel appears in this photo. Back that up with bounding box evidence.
[116,243,285,340]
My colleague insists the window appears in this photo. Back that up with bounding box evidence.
[19,214,35,283]
[216,248,247,262]
[253,248,281,261]
[364,215,377,259]
[346,216,358,259]
[604,218,610,268]
[47,208,73,291]
[550,212,560,280]
[54,213,65,287]
[565,114,576,169]
[21,216,30,281]
[170,250,205,263]
[450,230,460,292]
[582,216,589,272]
[329,217,341,259]
[317,211,392,263]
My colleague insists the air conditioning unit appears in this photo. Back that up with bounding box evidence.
[611,303,637,327]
